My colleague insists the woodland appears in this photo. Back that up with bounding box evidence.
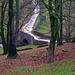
[0,0,75,75]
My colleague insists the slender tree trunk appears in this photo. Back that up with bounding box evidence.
[1,0,7,54]
[68,0,71,42]
[60,0,63,45]
[65,21,68,42]
[7,21,9,51]
[55,0,60,46]
[15,0,19,45]
[55,0,63,46]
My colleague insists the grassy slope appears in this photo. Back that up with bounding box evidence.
[1,59,75,75]
[33,9,50,35]
[0,43,75,75]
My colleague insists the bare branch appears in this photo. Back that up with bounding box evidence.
[13,0,32,16]
[13,0,40,35]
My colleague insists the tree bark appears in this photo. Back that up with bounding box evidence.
[68,0,71,42]
[8,0,18,57]
[1,0,7,54]
[15,0,19,45]
[47,0,56,63]
[56,0,63,46]
[60,0,63,45]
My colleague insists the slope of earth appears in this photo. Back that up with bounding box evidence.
[0,43,75,75]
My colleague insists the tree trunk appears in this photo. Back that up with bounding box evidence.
[47,0,56,63]
[1,0,7,54]
[68,0,71,42]
[55,0,60,46]
[47,29,55,63]
[60,0,63,45]
[15,0,19,45]
[56,0,63,46]
[8,0,17,57]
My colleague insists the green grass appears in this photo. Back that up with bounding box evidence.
[37,17,50,35]
[0,45,39,54]
[62,49,72,52]
[33,8,50,35]
[0,48,3,54]
[17,45,39,50]
[0,44,48,54]
[1,59,75,75]
[33,16,39,29]
[54,52,62,57]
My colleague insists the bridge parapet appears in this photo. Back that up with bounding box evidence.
[31,30,50,39]
[18,31,48,46]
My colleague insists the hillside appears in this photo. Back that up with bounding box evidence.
[0,43,75,75]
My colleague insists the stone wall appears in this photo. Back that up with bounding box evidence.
[18,31,34,45]
[18,31,48,46]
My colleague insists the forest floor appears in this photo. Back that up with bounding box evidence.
[0,43,75,75]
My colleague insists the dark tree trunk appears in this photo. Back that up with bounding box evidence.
[55,0,63,46]
[1,1,7,54]
[59,0,63,45]
[55,0,60,46]
[68,0,71,42]
[15,0,19,45]
[8,0,18,57]
[47,20,56,63]
[47,0,56,63]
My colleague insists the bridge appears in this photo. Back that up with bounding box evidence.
[18,30,50,46]
[18,0,50,46]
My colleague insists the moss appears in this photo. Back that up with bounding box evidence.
[19,57,22,59]
[31,55,38,58]
[62,49,71,52]
[54,52,62,57]
[0,63,5,66]
[45,55,47,57]
[38,57,43,59]
[55,52,59,57]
